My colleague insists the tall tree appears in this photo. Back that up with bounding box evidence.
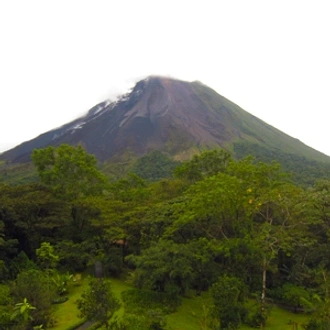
[32,144,107,201]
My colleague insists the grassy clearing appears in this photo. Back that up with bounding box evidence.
[50,276,132,330]
[50,276,89,330]
[241,305,310,330]
[166,291,213,330]
[167,291,310,330]
[108,277,133,320]
[51,275,310,330]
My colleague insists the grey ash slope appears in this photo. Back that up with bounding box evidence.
[1,76,330,164]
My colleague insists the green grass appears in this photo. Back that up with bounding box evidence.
[243,305,310,330]
[50,276,89,330]
[50,276,132,330]
[166,291,213,330]
[167,291,310,330]
[108,277,133,320]
[51,276,310,330]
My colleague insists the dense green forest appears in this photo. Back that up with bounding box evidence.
[2,144,330,329]
[234,141,330,186]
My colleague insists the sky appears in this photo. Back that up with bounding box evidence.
[1,1,330,155]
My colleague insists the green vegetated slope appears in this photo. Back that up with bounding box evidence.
[234,141,330,186]
[2,146,330,187]
[192,81,330,163]
[0,162,38,184]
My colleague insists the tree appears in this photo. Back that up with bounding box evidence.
[11,269,56,327]
[32,144,107,201]
[241,160,303,328]
[174,149,231,183]
[127,239,195,294]
[211,275,247,329]
[36,242,59,270]
[131,150,180,181]
[76,278,120,329]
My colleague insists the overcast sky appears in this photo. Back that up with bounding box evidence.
[1,1,329,156]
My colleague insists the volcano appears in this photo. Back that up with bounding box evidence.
[1,76,329,164]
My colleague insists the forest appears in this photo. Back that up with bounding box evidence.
[1,144,330,329]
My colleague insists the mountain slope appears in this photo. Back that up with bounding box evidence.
[1,76,329,165]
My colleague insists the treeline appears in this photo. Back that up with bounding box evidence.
[1,145,330,329]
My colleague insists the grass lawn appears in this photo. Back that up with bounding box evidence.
[166,291,213,330]
[107,277,133,320]
[167,291,310,330]
[50,275,132,330]
[51,275,311,330]
[240,305,310,330]
[50,275,89,330]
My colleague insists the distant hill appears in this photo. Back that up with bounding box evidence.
[1,76,330,184]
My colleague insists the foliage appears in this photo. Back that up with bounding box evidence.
[112,309,166,330]
[112,289,173,330]
[11,269,57,328]
[4,145,330,328]
[32,144,107,200]
[211,274,247,329]
[76,277,120,329]
[0,284,12,330]
[55,240,92,272]
[122,289,181,314]
[234,141,330,186]
[303,319,330,330]
[131,150,180,181]
[10,298,36,326]
[36,242,59,270]
[127,240,195,294]
[270,283,314,312]
[51,271,73,295]
[174,149,231,183]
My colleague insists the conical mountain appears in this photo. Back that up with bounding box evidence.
[1,76,329,164]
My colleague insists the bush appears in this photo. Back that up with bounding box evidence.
[76,278,120,328]
[303,319,330,330]
[122,289,181,314]
[270,283,313,312]
[244,300,267,328]
[11,269,56,327]
[211,275,247,330]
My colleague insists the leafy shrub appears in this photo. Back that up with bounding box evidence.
[11,269,57,327]
[270,283,313,312]
[244,300,267,328]
[211,275,247,330]
[122,289,181,314]
[303,319,330,330]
